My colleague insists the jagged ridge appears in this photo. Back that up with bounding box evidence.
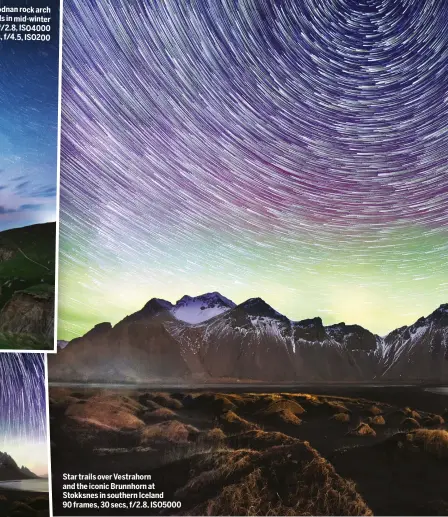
[50,294,448,383]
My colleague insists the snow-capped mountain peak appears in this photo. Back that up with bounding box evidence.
[171,292,236,324]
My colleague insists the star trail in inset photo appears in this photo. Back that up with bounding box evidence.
[0,353,48,477]
[59,0,447,339]
[0,0,60,229]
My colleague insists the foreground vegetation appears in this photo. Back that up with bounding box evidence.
[49,388,448,515]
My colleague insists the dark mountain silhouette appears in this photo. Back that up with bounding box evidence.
[0,452,38,481]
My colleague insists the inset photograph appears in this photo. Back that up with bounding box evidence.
[0,0,61,351]
[0,353,50,517]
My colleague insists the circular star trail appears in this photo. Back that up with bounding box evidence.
[59,0,448,338]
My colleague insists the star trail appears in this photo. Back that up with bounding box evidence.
[0,354,48,476]
[59,0,447,339]
[0,0,59,230]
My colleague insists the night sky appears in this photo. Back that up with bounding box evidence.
[0,354,48,476]
[59,0,447,340]
[0,0,59,230]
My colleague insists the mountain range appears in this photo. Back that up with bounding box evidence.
[50,292,448,383]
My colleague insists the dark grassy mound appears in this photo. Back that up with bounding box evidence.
[182,393,237,413]
[401,417,421,429]
[347,422,376,437]
[139,392,184,410]
[331,412,351,423]
[331,429,448,515]
[151,441,372,516]
[219,410,260,433]
[225,429,299,451]
[0,491,49,517]
[407,428,448,458]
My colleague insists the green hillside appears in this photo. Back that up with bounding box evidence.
[0,222,56,349]
[0,222,56,309]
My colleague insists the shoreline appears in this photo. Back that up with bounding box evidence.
[0,479,48,494]
[49,384,448,414]
[49,381,447,389]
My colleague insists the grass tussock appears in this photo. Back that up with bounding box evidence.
[255,399,304,426]
[183,393,238,413]
[143,407,176,422]
[224,393,258,408]
[219,411,259,433]
[332,412,350,423]
[388,408,420,427]
[140,399,163,411]
[161,442,227,467]
[348,423,376,437]
[368,405,383,416]
[259,393,284,403]
[207,427,227,441]
[422,414,445,427]
[260,399,306,416]
[276,409,302,425]
[324,400,351,414]
[65,394,145,431]
[402,407,421,420]
[406,429,448,459]
[366,415,386,426]
[176,442,372,516]
[139,392,183,410]
[290,393,323,406]
[91,393,145,412]
[199,428,226,444]
[140,420,199,445]
[400,417,421,429]
[226,430,299,451]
